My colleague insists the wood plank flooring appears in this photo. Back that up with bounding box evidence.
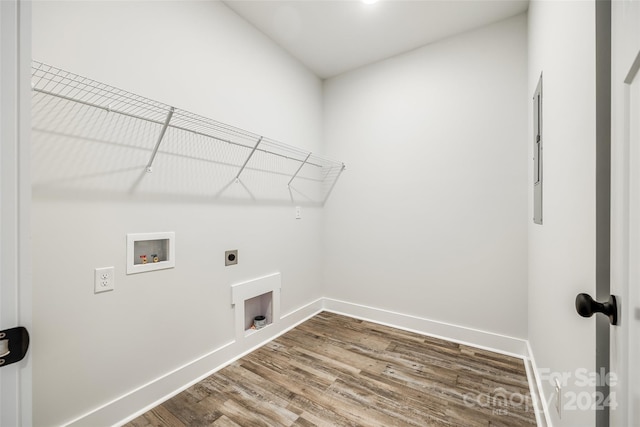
[126,312,536,427]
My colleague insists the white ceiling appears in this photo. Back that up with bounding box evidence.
[223,0,529,79]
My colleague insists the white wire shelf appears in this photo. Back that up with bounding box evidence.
[31,61,345,203]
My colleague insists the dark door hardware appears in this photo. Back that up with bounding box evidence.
[0,326,29,367]
[575,293,618,325]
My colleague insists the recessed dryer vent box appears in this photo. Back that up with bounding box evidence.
[127,232,175,274]
[231,272,281,340]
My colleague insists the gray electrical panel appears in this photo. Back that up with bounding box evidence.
[533,74,543,225]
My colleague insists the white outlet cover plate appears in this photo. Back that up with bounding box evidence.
[94,266,115,293]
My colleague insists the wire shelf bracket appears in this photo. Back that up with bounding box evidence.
[288,152,312,187]
[146,106,175,173]
[235,136,263,182]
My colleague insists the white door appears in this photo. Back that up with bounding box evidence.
[611,0,640,425]
[0,0,32,425]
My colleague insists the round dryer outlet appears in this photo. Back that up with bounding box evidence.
[225,250,238,266]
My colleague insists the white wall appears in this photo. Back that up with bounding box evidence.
[35,2,603,425]
[322,15,529,339]
[528,1,597,426]
[31,1,324,425]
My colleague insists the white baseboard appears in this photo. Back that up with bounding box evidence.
[525,341,553,427]
[65,297,549,427]
[65,298,324,427]
[322,298,529,358]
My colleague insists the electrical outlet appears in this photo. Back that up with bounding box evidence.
[295,206,302,219]
[554,378,562,418]
[94,267,115,293]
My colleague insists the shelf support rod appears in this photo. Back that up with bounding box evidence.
[288,152,312,187]
[235,136,263,181]
[146,106,175,173]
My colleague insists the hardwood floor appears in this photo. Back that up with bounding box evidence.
[126,312,536,427]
